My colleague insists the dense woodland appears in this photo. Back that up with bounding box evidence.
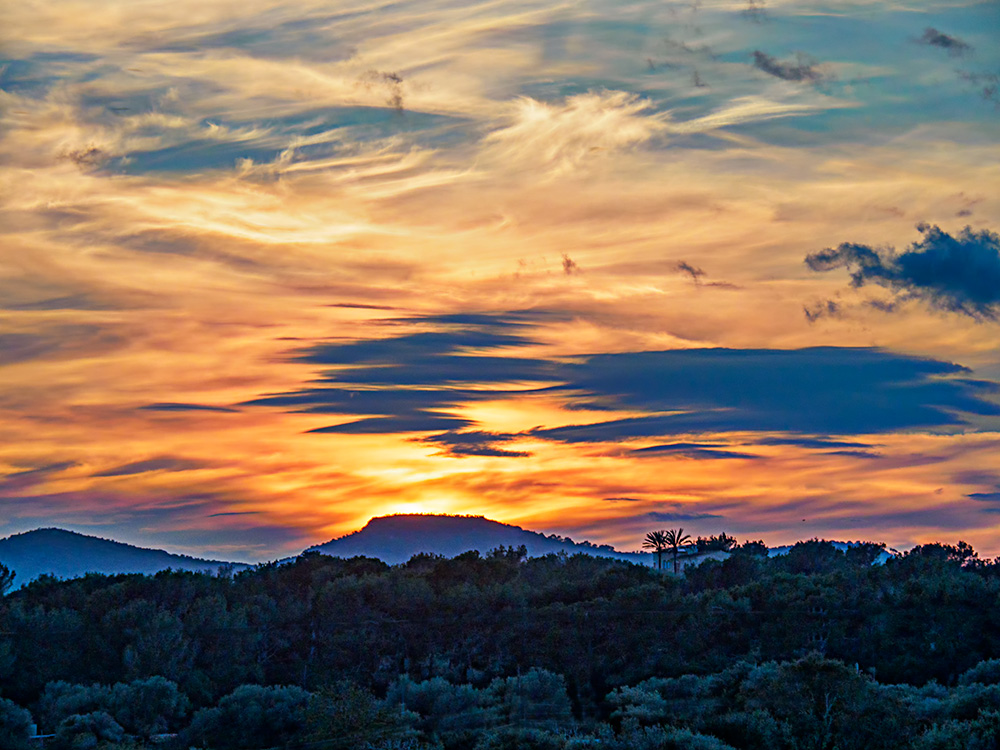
[3,537,1000,749]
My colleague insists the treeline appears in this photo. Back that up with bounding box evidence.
[2,539,1000,748]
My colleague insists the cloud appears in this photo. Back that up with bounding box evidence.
[805,224,1000,319]
[674,261,739,290]
[756,437,874,450]
[647,510,722,521]
[0,333,63,366]
[628,443,758,459]
[803,299,841,323]
[92,457,208,477]
[0,462,79,494]
[675,261,705,284]
[603,496,643,503]
[969,492,1000,504]
[438,444,531,458]
[250,313,1000,444]
[825,450,882,459]
[752,51,823,83]
[308,414,475,434]
[483,91,667,176]
[536,347,1000,441]
[419,430,530,458]
[562,254,579,275]
[918,28,971,57]
[0,326,127,366]
[140,402,238,412]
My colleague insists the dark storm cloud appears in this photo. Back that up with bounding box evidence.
[918,28,971,56]
[752,51,822,82]
[140,402,239,413]
[806,224,1000,319]
[249,313,1000,442]
[93,457,208,477]
[628,443,758,459]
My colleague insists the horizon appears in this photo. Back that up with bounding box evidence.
[0,513,933,565]
[3,0,999,561]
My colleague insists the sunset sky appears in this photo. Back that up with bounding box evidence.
[2,0,999,561]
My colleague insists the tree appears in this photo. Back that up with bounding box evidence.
[0,564,14,597]
[50,711,125,750]
[643,531,669,571]
[183,684,310,750]
[696,534,738,553]
[305,680,418,749]
[0,697,33,750]
[107,676,190,737]
[664,529,693,574]
[733,540,769,557]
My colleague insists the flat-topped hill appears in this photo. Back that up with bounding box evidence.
[309,513,650,565]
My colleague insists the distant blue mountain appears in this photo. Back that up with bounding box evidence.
[0,528,249,587]
[310,513,653,566]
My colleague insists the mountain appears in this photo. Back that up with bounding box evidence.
[0,528,250,588]
[309,513,652,565]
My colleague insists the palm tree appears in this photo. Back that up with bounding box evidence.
[643,530,669,570]
[663,528,693,574]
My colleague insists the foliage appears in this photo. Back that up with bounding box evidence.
[305,680,418,749]
[0,563,14,597]
[182,684,309,749]
[642,532,668,571]
[1,539,1000,749]
[0,696,33,750]
[51,711,125,750]
[695,534,738,553]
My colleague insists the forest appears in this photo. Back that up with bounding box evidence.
[2,537,1000,749]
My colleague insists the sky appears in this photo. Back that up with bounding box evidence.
[2,0,999,562]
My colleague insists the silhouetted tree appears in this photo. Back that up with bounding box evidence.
[643,531,669,570]
[664,529,693,574]
[696,534,738,553]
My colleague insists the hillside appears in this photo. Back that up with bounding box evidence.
[309,513,652,565]
[0,528,249,587]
